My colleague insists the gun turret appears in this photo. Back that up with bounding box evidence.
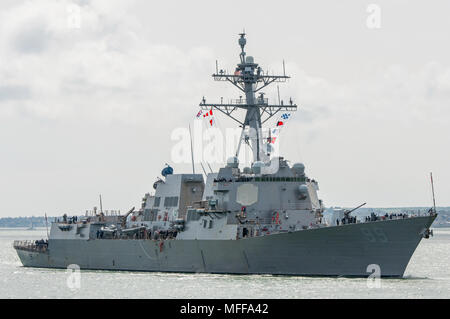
[344,202,366,217]
[121,207,135,228]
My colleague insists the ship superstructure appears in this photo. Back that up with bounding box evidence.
[14,34,436,277]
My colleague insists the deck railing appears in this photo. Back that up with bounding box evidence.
[13,240,48,252]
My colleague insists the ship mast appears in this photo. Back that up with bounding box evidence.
[200,33,297,163]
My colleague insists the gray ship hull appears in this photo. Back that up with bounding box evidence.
[15,215,435,277]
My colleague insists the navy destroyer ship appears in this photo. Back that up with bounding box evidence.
[14,34,436,277]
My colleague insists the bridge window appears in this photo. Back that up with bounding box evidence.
[164,196,179,207]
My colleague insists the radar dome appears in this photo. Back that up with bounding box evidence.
[297,184,308,194]
[243,167,252,174]
[292,163,305,176]
[246,56,254,64]
[251,161,264,174]
[226,156,239,168]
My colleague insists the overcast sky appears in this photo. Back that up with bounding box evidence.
[1,0,449,217]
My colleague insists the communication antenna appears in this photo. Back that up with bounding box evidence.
[99,194,103,214]
[200,162,207,176]
[44,213,49,239]
[206,162,213,173]
[277,85,281,105]
[430,172,436,213]
[188,124,195,174]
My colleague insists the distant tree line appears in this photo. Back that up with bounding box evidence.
[0,216,54,228]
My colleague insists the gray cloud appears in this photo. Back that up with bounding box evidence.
[0,85,31,100]
[12,18,51,54]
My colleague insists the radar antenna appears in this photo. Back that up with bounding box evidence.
[200,33,297,162]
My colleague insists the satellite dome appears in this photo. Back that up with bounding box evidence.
[297,184,308,194]
[226,156,239,168]
[161,165,174,177]
[292,163,305,176]
[251,161,265,174]
[246,56,254,64]
[243,167,252,174]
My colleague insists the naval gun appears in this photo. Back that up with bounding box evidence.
[343,202,366,218]
[121,206,135,228]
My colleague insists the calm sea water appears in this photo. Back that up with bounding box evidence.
[1,228,449,299]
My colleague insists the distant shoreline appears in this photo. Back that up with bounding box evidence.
[0,227,47,229]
